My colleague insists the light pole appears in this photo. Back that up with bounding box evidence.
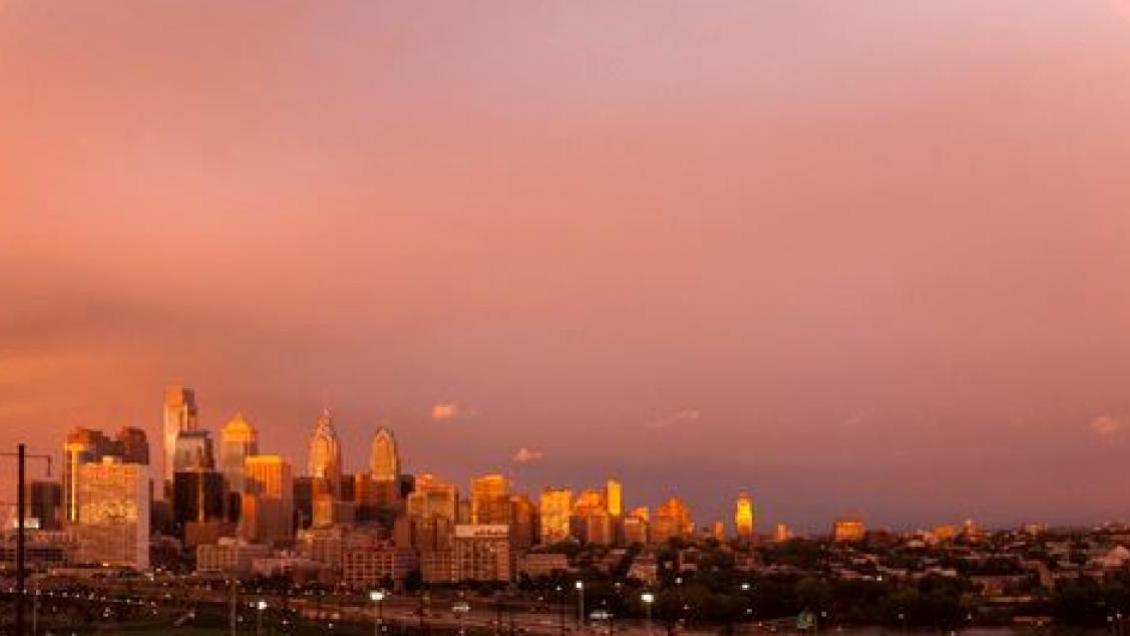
[576,580,585,630]
[0,444,52,636]
[256,600,268,636]
[557,585,566,636]
[371,590,386,636]
[641,592,655,636]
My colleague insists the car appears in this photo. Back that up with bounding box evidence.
[589,610,612,621]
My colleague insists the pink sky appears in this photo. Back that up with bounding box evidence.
[2,1,1130,531]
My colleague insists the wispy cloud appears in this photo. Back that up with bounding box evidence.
[1090,415,1122,438]
[648,408,701,429]
[512,447,545,463]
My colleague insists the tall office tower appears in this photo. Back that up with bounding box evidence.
[242,455,294,545]
[623,507,649,545]
[294,477,315,530]
[711,520,726,541]
[369,427,400,481]
[163,386,199,494]
[220,413,258,512]
[571,489,611,545]
[173,430,215,472]
[24,480,63,530]
[605,479,623,517]
[407,474,459,521]
[651,496,693,544]
[538,488,573,544]
[114,427,150,465]
[509,494,538,549]
[75,457,150,569]
[173,470,225,528]
[307,409,342,498]
[734,491,755,540]
[470,473,511,525]
[63,428,116,523]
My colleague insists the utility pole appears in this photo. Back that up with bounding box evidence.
[17,443,26,636]
[0,444,51,636]
[229,579,238,636]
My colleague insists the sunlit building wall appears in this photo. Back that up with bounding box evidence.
[75,457,149,569]
[243,455,294,546]
[370,427,400,482]
[308,409,342,498]
[538,488,573,544]
[470,473,511,525]
[734,491,755,540]
[163,385,199,496]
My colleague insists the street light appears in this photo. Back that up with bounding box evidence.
[256,600,268,636]
[371,590,387,636]
[641,592,655,636]
[576,580,585,630]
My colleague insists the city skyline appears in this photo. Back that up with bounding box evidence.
[5,1,1130,533]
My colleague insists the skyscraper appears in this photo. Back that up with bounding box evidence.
[734,491,755,540]
[63,428,115,523]
[163,385,199,495]
[370,427,400,481]
[115,427,150,465]
[407,474,459,521]
[538,488,573,544]
[242,455,294,545]
[75,457,150,569]
[605,479,623,517]
[173,430,215,472]
[220,413,258,496]
[651,496,693,544]
[470,473,511,525]
[308,409,342,498]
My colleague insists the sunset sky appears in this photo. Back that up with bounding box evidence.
[3,1,1130,532]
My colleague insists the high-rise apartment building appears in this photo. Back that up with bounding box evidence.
[308,409,342,498]
[538,488,572,544]
[75,457,150,569]
[163,385,199,495]
[734,491,755,540]
[242,455,294,546]
[369,427,400,481]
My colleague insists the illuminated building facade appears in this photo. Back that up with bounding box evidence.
[538,488,573,544]
[75,457,150,569]
[734,491,755,540]
[370,427,400,481]
[832,516,866,542]
[163,385,199,494]
[220,413,258,496]
[470,473,511,525]
[307,408,342,498]
[242,455,294,546]
[651,496,693,544]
